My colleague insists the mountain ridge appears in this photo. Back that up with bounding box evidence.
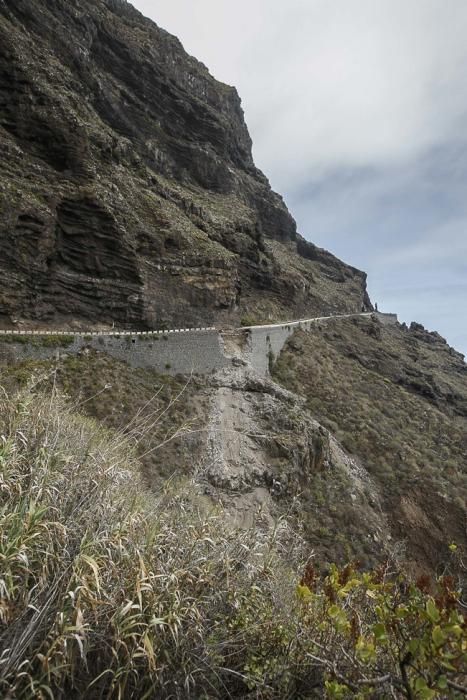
[0,0,371,331]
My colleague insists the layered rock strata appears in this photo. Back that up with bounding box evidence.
[0,0,370,329]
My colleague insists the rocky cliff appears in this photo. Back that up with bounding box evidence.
[2,313,465,577]
[0,0,370,330]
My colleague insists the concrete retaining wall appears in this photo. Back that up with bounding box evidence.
[242,312,398,374]
[374,312,398,326]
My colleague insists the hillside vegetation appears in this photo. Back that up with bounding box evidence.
[0,351,210,487]
[1,322,465,576]
[0,385,465,698]
[273,316,467,576]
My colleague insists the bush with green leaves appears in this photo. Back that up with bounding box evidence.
[295,561,466,698]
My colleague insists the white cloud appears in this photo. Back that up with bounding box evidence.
[133,0,467,191]
[131,0,467,355]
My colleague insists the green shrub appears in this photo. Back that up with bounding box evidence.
[0,334,74,348]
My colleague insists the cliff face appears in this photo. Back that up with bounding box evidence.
[0,0,370,329]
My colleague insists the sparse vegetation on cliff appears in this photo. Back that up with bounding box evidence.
[273,316,467,575]
[0,352,209,485]
[0,334,74,348]
[0,0,369,331]
[0,386,465,698]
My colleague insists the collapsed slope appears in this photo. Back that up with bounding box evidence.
[0,0,370,330]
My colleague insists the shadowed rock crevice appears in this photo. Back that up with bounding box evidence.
[54,197,140,281]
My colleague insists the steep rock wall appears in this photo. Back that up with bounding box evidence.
[0,0,370,329]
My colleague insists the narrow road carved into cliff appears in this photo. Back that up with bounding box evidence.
[0,311,395,337]
[0,312,397,377]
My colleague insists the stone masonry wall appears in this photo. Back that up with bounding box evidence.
[0,328,230,376]
[0,313,397,376]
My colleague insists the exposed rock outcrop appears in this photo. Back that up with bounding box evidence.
[0,0,370,329]
[196,363,391,562]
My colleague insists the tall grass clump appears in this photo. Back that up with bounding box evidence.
[0,385,465,699]
[0,385,303,698]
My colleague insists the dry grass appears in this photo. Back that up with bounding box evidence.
[0,384,465,698]
[0,352,210,486]
[0,383,301,698]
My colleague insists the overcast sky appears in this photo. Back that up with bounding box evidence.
[133,0,467,356]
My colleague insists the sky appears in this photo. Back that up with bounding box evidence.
[133,0,467,356]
